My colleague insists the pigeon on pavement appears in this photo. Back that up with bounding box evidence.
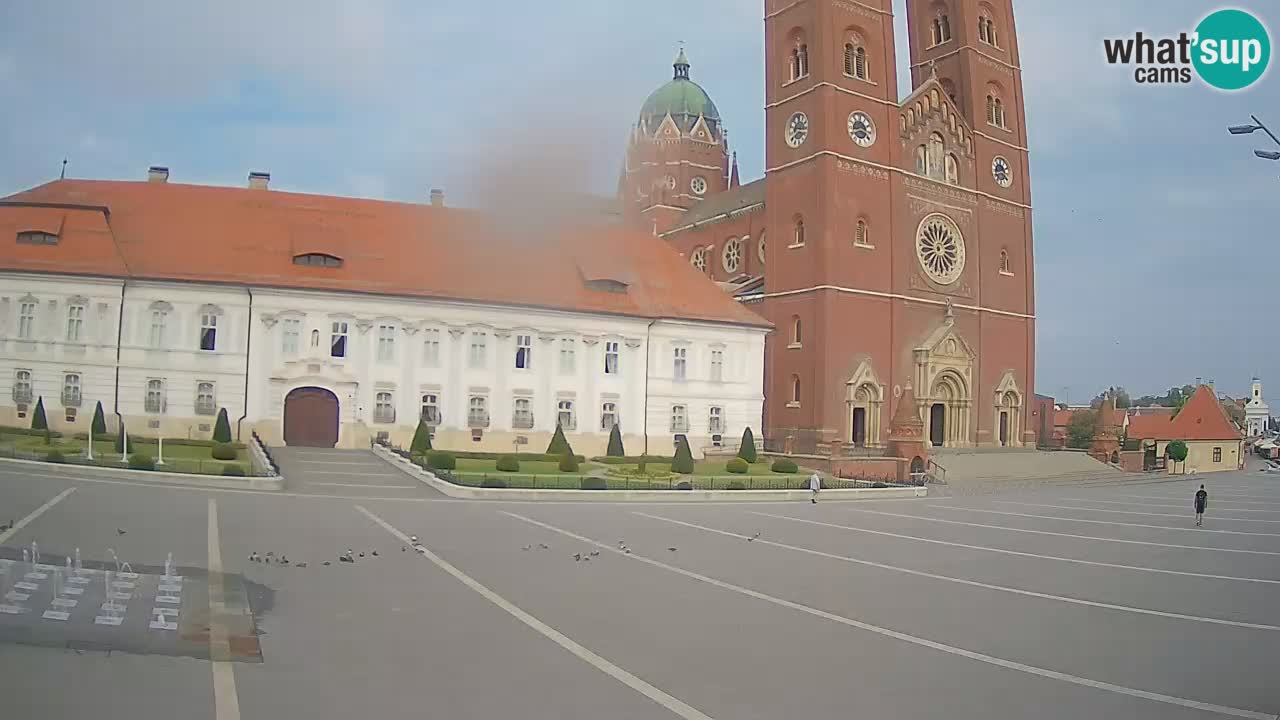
[589,550,600,557]
[748,532,761,542]
[116,529,127,536]
[539,543,550,550]
[371,550,379,557]
[296,562,308,568]
[323,561,331,566]
[522,545,532,551]
[668,547,677,552]
[573,553,583,561]
[248,552,260,563]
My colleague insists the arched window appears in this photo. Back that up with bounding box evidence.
[798,43,809,77]
[791,375,802,404]
[292,253,343,268]
[928,132,945,180]
[790,48,802,81]
[979,16,989,43]
[945,153,959,185]
[844,43,856,76]
[915,145,928,175]
[986,94,996,125]
[791,316,803,345]
[855,219,870,247]
[940,14,951,42]
[931,18,942,45]
[994,98,1006,128]
[793,216,806,247]
[999,249,1012,274]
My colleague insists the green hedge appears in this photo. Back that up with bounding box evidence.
[0,426,64,439]
[496,455,521,472]
[675,481,693,491]
[591,455,673,465]
[76,435,246,449]
[221,465,247,477]
[45,450,66,463]
[726,480,746,490]
[425,452,457,470]
[481,477,508,488]
[726,458,749,474]
[771,458,799,473]
[580,476,607,490]
[211,443,238,461]
[444,450,585,463]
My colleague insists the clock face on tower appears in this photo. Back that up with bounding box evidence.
[847,111,876,147]
[785,112,809,148]
[992,156,1013,188]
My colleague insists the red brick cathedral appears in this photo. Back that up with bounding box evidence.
[620,0,1035,452]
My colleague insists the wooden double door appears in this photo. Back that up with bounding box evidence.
[283,387,339,448]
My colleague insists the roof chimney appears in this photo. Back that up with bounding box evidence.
[248,171,270,190]
[429,188,444,207]
[1195,376,1202,387]
[147,166,170,183]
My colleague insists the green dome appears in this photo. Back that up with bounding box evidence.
[638,50,722,138]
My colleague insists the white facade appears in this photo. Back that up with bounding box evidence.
[0,272,766,457]
[1245,377,1270,437]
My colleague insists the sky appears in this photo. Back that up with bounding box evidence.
[1,0,1278,402]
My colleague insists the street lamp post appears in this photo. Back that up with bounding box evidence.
[1228,115,1280,166]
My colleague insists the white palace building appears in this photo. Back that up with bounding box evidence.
[0,170,768,456]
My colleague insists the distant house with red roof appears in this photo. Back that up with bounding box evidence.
[1123,385,1243,473]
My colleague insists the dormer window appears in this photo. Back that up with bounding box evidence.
[293,253,343,268]
[17,231,58,246]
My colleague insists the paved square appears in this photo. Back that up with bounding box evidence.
[1,458,1277,719]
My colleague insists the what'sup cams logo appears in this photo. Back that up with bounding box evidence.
[1104,8,1271,90]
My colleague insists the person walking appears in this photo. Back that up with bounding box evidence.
[1194,484,1208,526]
[808,472,822,504]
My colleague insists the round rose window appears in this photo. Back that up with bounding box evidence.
[915,213,965,285]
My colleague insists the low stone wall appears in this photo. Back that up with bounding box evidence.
[0,456,284,491]
[1118,450,1145,473]
[370,445,926,502]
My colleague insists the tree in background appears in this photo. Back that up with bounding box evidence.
[606,423,625,457]
[1066,410,1098,449]
[1221,401,1245,428]
[30,396,50,443]
[212,408,233,443]
[546,423,573,457]
[1166,439,1189,473]
[410,420,433,454]
[671,436,695,474]
[1092,387,1131,409]
[91,401,107,436]
[737,427,758,463]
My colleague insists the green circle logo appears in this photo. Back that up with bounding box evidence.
[1192,9,1271,90]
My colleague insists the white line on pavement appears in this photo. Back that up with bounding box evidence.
[749,511,1280,585]
[995,501,1280,524]
[635,512,1279,630]
[0,487,76,545]
[847,507,1280,562]
[355,506,715,720]
[503,511,1277,720]
[934,505,1280,539]
[310,482,418,489]
[207,499,241,720]
[1088,493,1280,508]
[1058,497,1280,514]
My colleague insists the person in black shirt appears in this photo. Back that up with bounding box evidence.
[1194,485,1208,526]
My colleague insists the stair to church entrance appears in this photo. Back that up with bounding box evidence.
[927,448,1128,495]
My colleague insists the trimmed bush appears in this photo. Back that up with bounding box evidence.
[481,477,508,488]
[580,476,607,490]
[771,458,799,473]
[31,397,48,432]
[212,408,233,443]
[91,401,107,436]
[426,451,456,470]
[128,453,155,471]
[726,458,749,474]
[447,450,585,462]
[546,423,574,457]
[606,423,625,457]
[671,437,695,475]
[496,455,521,472]
[211,443,238,461]
[737,427,758,463]
[45,450,66,464]
[726,480,746,490]
[559,452,580,472]
[221,465,247,477]
[675,481,693,491]
[871,481,888,488]
[410,421,433,454]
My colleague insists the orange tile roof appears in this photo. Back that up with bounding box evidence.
[0,179,770,329]
[1124,386,1242,441]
